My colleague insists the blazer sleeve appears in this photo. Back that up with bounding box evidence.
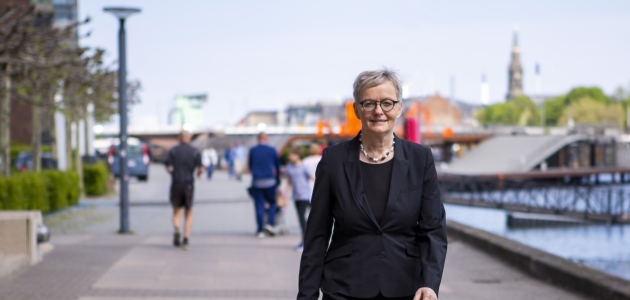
[298,149,334,300]
[416,149,448,295]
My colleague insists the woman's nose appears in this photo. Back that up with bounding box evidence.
[373,105,384,115]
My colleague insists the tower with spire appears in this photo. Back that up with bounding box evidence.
[507,25,523,100]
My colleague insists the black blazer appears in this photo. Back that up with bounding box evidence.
[297,134,447,299]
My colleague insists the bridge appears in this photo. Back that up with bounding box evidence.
[440,167,630,224]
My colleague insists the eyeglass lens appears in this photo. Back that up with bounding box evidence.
[362,100,395,112]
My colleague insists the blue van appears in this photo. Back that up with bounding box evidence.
[108,138,150,181]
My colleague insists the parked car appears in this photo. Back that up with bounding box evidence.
[108,138,150,181]
[14,152,57,172]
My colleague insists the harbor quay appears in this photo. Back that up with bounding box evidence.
[0,166,597,300]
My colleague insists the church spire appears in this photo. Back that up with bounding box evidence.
[507,24,523,99]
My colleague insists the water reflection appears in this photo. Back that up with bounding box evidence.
[445,204,630,280]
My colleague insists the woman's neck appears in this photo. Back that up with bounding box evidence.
[361,131,394,153]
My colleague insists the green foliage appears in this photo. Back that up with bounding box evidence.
[543,96,567,126]
[0,170,80,213]
[565,86,610,105]
[21,172,49,212]
[479,86,626,127]
[83,162,109,196]
[66,171,80,206]
[42,171,69,211]
[557,97,624,127]
[478,96,540,126]
[1,176,25,210]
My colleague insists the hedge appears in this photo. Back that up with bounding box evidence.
[83,162,109,196]
[0,170,80,213]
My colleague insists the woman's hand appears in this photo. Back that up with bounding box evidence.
[413,287,437,300]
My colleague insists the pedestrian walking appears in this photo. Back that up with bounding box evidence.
[224,142,236,179]
[298,69,447,300]
[284,146,314,251]
[165,130,204,250]
[234,141,247,181]
[301,143,322,192]
[201,145,218,180]
[248,132,280,238]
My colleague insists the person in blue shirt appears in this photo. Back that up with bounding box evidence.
[224,142,236,179]
[248,132,280,238]
[284,146,315,251]
[233,141,247,181]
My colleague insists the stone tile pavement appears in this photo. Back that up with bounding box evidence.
[0,165,590,300]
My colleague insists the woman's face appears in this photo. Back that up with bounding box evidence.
[354,81,402,135]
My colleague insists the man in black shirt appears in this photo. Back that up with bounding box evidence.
[165,130,204,250]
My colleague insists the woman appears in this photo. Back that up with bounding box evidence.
[298,69,447,300]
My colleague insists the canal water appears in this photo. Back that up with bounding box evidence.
[445,203,630,280]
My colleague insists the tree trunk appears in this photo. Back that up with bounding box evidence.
[74,119,83,194]
[50,106,57,161]
[65,110,72,172]
[83,103,90,158]
[31,99,41,171]
[1,65,11,176]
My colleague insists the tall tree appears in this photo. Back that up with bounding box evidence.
[13,11,76,171]
[0,5,34,175]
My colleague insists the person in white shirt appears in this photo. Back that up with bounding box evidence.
[201,145,219,180]
[302,143,323,192]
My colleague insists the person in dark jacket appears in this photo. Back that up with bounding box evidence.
[165,130,204,250]
[248,132,281,238]
[298,69,447,300]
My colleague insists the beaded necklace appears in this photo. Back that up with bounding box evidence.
[359,134,395,163]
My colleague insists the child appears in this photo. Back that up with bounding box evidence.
[284,146,314,251]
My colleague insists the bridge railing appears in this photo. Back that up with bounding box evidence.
[439,171,630,223]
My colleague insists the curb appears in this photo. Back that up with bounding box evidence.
[446,220,630,300]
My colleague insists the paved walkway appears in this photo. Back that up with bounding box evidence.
[0,165,588,300]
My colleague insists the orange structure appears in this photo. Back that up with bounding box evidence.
[405,102,432,136]
[319,101,362,137]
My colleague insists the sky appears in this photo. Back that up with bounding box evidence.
[78,0,630,127]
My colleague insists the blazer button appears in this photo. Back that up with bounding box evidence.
[380,252,386,258]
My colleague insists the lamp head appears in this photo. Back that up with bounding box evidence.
[103,7,141,19]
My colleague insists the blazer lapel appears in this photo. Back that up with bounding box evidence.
[343,135,381,230]
[381,135,410,224]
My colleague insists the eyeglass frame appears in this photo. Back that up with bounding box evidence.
[358,99,401,112]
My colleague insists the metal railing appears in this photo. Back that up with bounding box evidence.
[440,171,630,223]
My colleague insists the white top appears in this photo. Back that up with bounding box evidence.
[302,155,322,191]
[201,148,218,167]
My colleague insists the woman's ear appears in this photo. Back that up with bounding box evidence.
[353,102,361,120]
[395,101,403,119]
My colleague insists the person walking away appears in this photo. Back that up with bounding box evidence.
[248,132,280,238]
[224,142,236,179]
[202,145,218,180]
[285,146,315,251]
[302,143,322,192]
[234,140,247,181]
[165,130,204,250]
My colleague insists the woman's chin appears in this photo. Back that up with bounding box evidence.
[364,124,391,134]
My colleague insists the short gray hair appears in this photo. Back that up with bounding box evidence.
[353,68,402,102]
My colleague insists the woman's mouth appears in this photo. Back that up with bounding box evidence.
[369,120,387,124]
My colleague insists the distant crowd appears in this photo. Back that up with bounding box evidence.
[166,130,324,251]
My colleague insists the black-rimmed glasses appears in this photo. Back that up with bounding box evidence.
[359,100,400,112]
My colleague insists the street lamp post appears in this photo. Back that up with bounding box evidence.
[104,6,141,234]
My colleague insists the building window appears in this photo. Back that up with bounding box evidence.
[54,5,73,22]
